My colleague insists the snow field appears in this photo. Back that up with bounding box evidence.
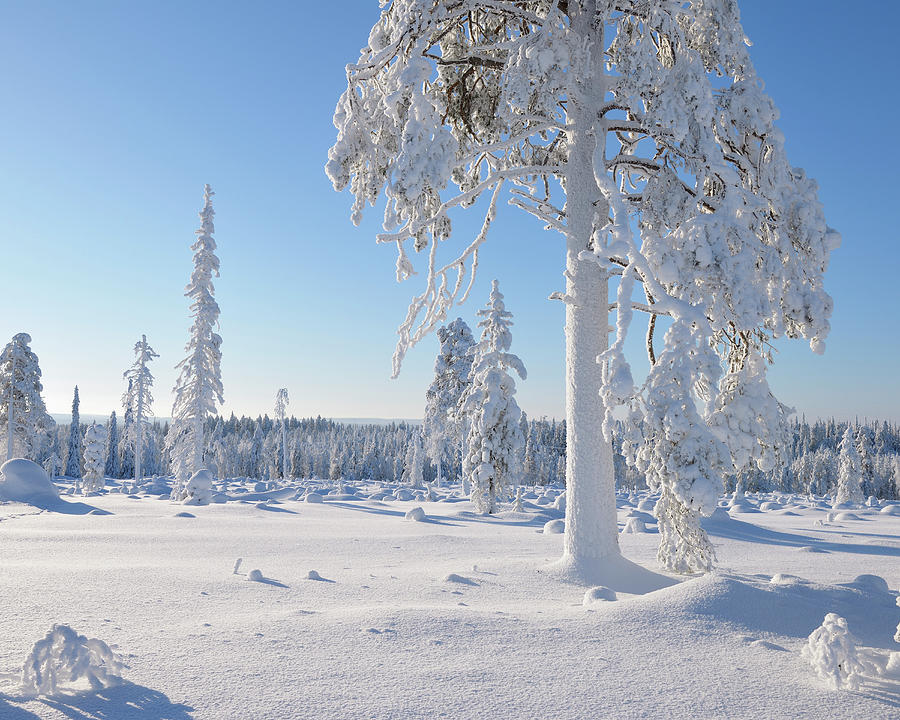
[0,481,898,719]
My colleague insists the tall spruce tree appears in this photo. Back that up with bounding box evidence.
[64,386,83,478]
[123,335,159,483]
[167,185,224,499]
[461,281,526,514]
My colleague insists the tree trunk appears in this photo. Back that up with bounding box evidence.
[556,1,620,577]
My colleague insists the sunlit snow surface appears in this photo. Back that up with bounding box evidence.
[0,480,898,719]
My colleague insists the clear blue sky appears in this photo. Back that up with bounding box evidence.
[1,1,897,423]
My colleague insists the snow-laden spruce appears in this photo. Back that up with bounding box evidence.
[122,335,159,484]
[0,333,55,463]
[461,281,526,514]
[422,318,475,487]
[167,185,224,500]
[836,425,864,506]
[104,410,120,479]
[65,386,84,479]
[275,388,290,479]
[81,422,107,494]
[327,0,838,577]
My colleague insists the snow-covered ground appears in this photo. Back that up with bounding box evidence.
[1,480,898,719]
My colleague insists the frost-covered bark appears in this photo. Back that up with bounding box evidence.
[0,333,55,462]
[167,185,224,499]
[423,318,475,486]
[461,281,526,514]
[836,426,864,506]
[65,386,83,479]
[82,423,107,494]
[327,0,837,575]
[123,335,159,483]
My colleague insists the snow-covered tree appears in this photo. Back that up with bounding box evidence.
[64,387,83,479]
[402,431,426,488]
[422,318,475,486]
[327,0,837,577]
[836,426,864,506]
[82,423,107,494]
[461,281,526,514]
[122,335,159,484]
[0,333,55,462]
[104,411,120,479]
[167,184,224,499]
[118,380,135,479]
[275,388,289,480]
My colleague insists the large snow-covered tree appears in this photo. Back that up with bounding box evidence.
[461,281,526,514]
[167,185,224,499]
[0,333,55,462]
[122,335,159,484]
[65,386,84,479]
[422,318,475,486]
[327,0,838,577]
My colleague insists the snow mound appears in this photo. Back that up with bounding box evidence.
[174,511,195,518]
[247,569,264,582]
[543,519,565,535]
[0,458,59,503]
[394,489,413,501]
[21,624,126,696]
[443,573,478,586]
[844,574,890,594]
[834,512,863,522]
[760,501,783,511]
[636,497,657,512]
[553,492,566,512]
[879,504,900,516]
[307,570,324,581]
[304,492,323,503]
[184,469,214,505]
[769,573,810,586]
[622,517,647,533]
[405,506,427,522]
[797,546,829,554]
[583,586,617,605]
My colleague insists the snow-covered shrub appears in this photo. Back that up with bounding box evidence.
[81,423,107,494]
[801,613,868,690]
[183,468,214,505]
[21,624,125,696]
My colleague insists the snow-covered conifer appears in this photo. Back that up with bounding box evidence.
[328,1,838,578]
[403,431,425,488]
[105,411,119,479]
[461,281,526,514]
[422,318,475,487]
[166,185,224,498]
[122,335,159,484]
[275,388,289,480]
[0,333,55,462]
[118,380,135,479]
[836,426,864,506]
[64,387,83,479]
[81,423,107,494]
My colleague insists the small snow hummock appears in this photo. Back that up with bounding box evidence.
[305,492,323,503]
[622,517,647,534]
[405,506,427,522]
[543,519,565,535]
[583,586,617,605]
[247,569,264,582]
[307,570,324,581]
[0,458,59,504]
[21,624,126,696]
[801,613,871,690]
[183,469,214,506]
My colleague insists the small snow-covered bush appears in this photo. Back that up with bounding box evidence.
[801,614,869,690]
[895,597,900,644]
[183,469,214,505]
[405,506,426,522]
[81,423,107,494]
[21,624,125,696]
